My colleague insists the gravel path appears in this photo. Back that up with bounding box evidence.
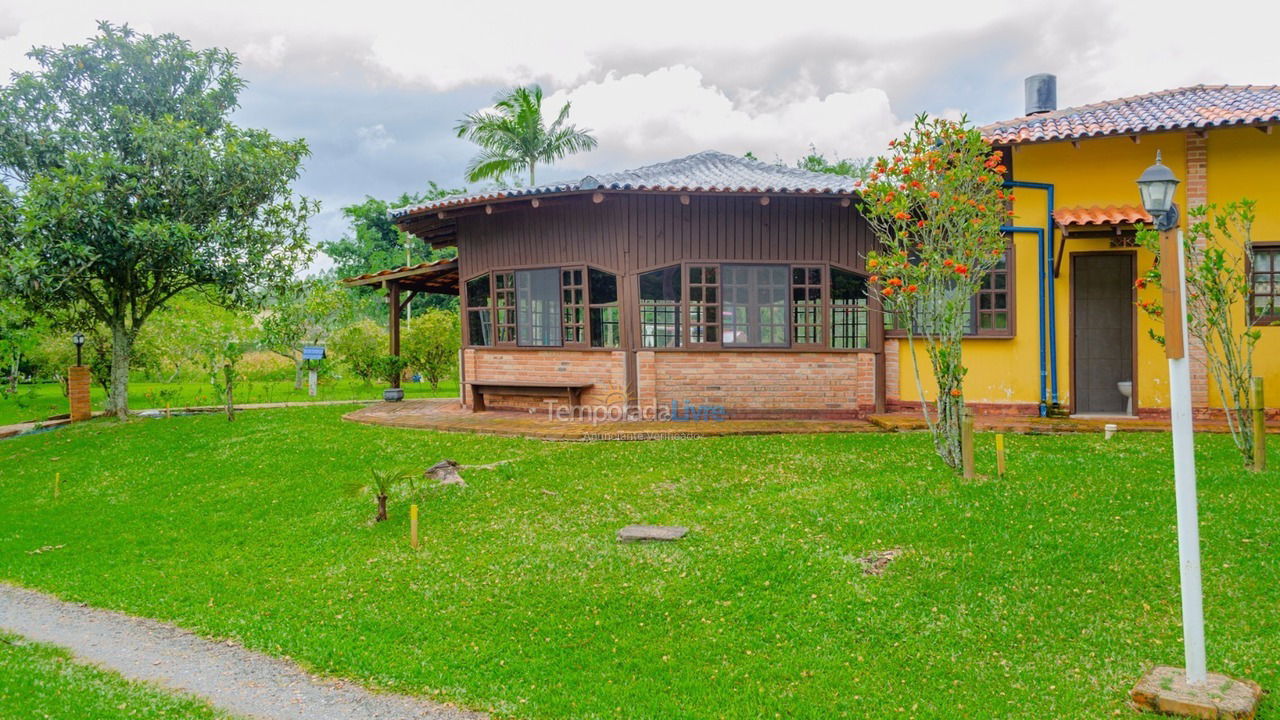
[0,583,485,720]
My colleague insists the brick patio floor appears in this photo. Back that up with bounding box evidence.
[343,399,1275,440]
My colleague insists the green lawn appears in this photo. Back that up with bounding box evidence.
[0,378,459,425]
[0,632,232,719]
[1,408,1277,719]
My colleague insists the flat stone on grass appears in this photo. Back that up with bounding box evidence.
[1131,665,1261,719]
[617,525,688,543]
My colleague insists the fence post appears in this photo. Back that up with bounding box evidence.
[961,408,976,479]
[1253,377,1266,472]
[995,433,1006,479]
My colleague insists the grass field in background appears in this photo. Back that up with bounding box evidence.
[2,407,1277,718]
[0,379,459,425]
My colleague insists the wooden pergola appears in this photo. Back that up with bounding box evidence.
[341,258,459,391]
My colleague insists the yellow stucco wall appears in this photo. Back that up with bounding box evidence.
[894,128,1277,411]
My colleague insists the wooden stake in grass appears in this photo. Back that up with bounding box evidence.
[409,504,419,550]
[53,472,60,499]
[995,433,1006,479]
[961,409,975,479]
[1253,377,1266,472]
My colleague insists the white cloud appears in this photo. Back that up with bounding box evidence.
[545,66,906,172]
[355,123,395,153]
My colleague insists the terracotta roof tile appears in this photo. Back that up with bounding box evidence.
[342,257,456,284]
[982,85,1280,145]
[1054,205,1152,228]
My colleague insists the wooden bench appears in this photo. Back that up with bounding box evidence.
[466,381,593,412]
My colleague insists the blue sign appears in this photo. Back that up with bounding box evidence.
[302,346,326,360]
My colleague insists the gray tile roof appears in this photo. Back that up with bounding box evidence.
[981,84,1280,145]
[388,150,859,219]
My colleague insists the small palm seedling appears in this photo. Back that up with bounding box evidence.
[369,468,416,522]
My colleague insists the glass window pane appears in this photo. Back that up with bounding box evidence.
[466,275,491,307]
[640,266,681,301]
[723,264,788,346]
[468,310,492,346]
[585,268,617,306]
[590,306,620,347]
[516,268,562,346]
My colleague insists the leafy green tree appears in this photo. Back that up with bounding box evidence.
[320,185,461,280]
[0,22,316,419]
[1135,200,1263,467]
[455,85,597,185]
[329,319,386,384]
[402,310,460,389]
[260,278,355,389]
[795,146,871,181]
[0,299,46,393]
[320,187,462,318]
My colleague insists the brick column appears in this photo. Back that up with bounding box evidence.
[1184,131,1210,408]
[883,339,901,403]
[635,351,656,412]
[68,365,92,421]
[461,349,476,407]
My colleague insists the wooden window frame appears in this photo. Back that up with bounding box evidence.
[721,263,792,348]
[1250,243,1280,324]
[686,263,721,346]
[493,270,517,344]
[514,267,563,348]
[587,267,621,348]
[463,273,494,347]
[791,264,825,347]
[829,266,872,350]
[973,242,1015,336]
[639,265,683,348]
[884,242,1016,339]
[561,266,586,347]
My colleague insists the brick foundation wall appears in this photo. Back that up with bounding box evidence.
[646,351,876,418]
[68,365,92,422]
[462,349,626,411]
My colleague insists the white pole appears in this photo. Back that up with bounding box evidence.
[1168,228,1207,685]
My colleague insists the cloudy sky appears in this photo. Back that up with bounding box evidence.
[2,0,1275,269]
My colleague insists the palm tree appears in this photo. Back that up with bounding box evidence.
[455,85,598,186]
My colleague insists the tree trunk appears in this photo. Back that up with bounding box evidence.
[108,323,134,420]
[375,494,388,522]
[224,363,235,422]
[293,355,304,390]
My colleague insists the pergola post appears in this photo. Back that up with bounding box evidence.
[388,280,401,390]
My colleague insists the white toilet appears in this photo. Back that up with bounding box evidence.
[1117,381,1133,416]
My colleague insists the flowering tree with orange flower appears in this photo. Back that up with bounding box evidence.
[860,115,1011,469]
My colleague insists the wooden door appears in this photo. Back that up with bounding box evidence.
[1072,253,1135,414]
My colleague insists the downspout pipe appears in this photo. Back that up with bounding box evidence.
[1002,225,1047,415]
[1004,180,1059,411]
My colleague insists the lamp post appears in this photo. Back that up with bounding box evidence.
[72,332,85,367]
[1138,151,1207,685]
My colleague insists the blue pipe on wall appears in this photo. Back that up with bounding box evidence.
[1004,180,1059,411]
[1002,225,1047,414]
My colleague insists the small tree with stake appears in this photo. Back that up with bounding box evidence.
[860,115,1011,469]
[1134,199,1266,468]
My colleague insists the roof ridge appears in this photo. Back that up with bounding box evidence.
[983,84,1279,129]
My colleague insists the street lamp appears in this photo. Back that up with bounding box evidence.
[72,332,85,367]
[1137,150,1180,231]
[1140,151,1207,683]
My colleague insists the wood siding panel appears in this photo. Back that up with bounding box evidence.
[457,193,873,280]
